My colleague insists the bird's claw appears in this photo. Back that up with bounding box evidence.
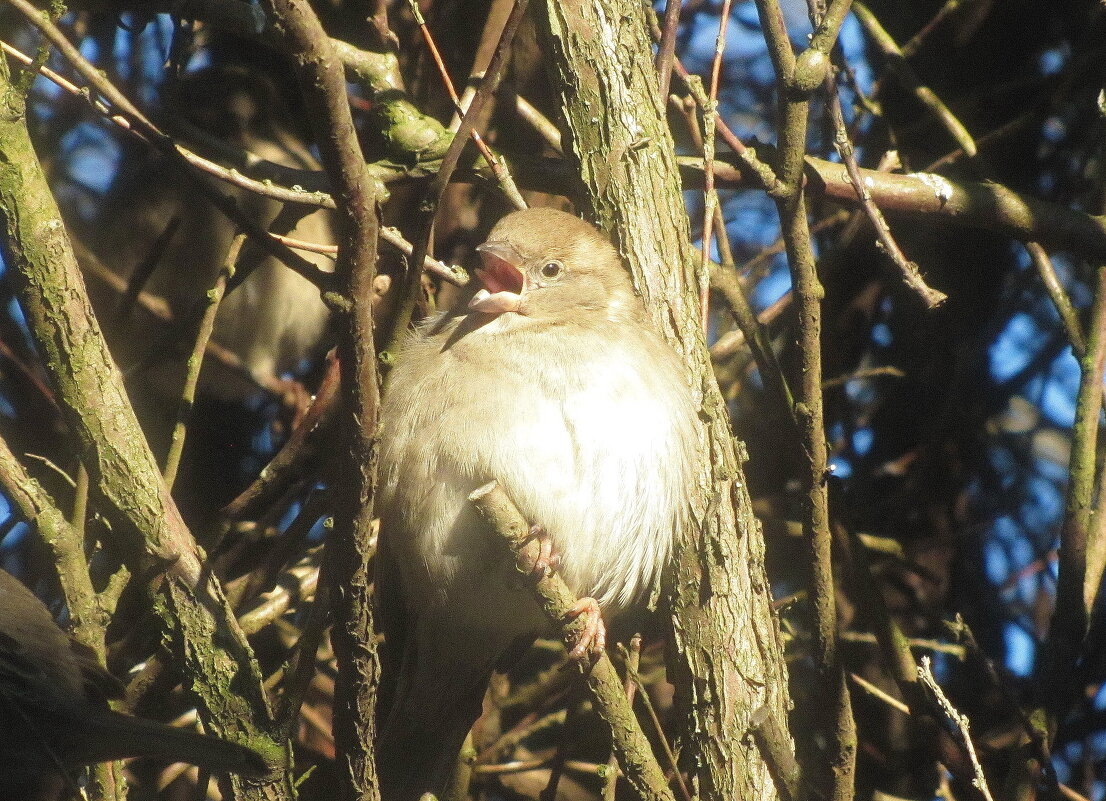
[517,524,559,578]
[564,597,606,663]
[513,525,602,662]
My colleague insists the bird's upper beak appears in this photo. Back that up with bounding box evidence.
[470,241,526,314]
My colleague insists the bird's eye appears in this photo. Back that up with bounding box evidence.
[540,261,564,279]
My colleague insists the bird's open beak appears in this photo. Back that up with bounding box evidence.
[471,241,526,314]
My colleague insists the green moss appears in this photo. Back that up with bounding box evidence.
[374,98,451,163]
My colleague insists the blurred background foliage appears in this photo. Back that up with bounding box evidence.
[1,0,1105,799]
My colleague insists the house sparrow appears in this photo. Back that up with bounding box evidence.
[375,208,699,799]
[0,568,269,797]
[79,66,336,409]
[72,66,341,518]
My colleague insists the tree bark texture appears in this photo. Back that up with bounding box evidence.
[261,2,387,798]
[0,58,291,801]
[532,2,794,799]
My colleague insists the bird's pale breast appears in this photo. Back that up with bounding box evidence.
[379,313,698,638]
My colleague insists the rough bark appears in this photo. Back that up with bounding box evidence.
[532,2,794,799]
[0,56,291,801]
[260,2,386,798]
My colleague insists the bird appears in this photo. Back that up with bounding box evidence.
[375,207,699,799]
[79,65,337,409]
[72,65,346,520]
[0,568,270,798]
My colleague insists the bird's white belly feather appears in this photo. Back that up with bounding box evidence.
[379,318,696,635]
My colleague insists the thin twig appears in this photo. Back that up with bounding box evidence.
[163,232,246,488]
[852,2,977,157]
[72,237,284,398]
[1023,243,1106,612]
[1026,242,1085,354]
[0,38,468,289]
[751,0,857,797]
[671,89,784,377]
[387,0,531,356]
[945,616,1058,796]
[643,6,784,193]
[708,245,796,415]
[260,4,385,798]
[655,0,682,102]
[277,556,332,738]
[821,365,906,388]
[272,225,468,287]
[539,695,582,801]
[516,95,563,153]
[825,67,946,308]
[1040,262,1106,728]
[474,757,611,776]
[376,226,470,286]
[917,656,996,801]
[0,435,105,657]
[627,672,694,801]
[807,0,854,56]
[478,709,569,764]
[900,0,968,59]
[0,13,333,295]
[709,290,793,361]
[699,0,734,334]
[409,0,526,210]
[218,353,341,525]
[236,554,323,636]
[850,673,910,714]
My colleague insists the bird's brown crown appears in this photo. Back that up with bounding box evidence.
[477,208,638,322]
[485,208,618,269]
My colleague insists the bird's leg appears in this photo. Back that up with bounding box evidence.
[516,524,559,578]
[514,525,606,661]
[564,597,606,663]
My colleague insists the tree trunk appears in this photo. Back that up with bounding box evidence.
[532,2,795,798]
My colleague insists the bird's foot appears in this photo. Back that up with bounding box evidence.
[517,524,559,579]
[512,524,604,662]
[563,597,606,663]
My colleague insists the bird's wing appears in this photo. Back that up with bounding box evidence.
[0,629,72,714]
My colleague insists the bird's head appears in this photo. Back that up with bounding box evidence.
[469,208,638,323]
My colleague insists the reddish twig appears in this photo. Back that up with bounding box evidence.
[386,0,532,355]
[655,0,683,101]
[409,0,526,210]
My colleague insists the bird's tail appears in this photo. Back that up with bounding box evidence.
[376,634,494,801]
[58,707,271,776]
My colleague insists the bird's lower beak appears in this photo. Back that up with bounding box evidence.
[471,241,526,314]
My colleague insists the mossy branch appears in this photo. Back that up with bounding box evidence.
[0,50,291,801]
